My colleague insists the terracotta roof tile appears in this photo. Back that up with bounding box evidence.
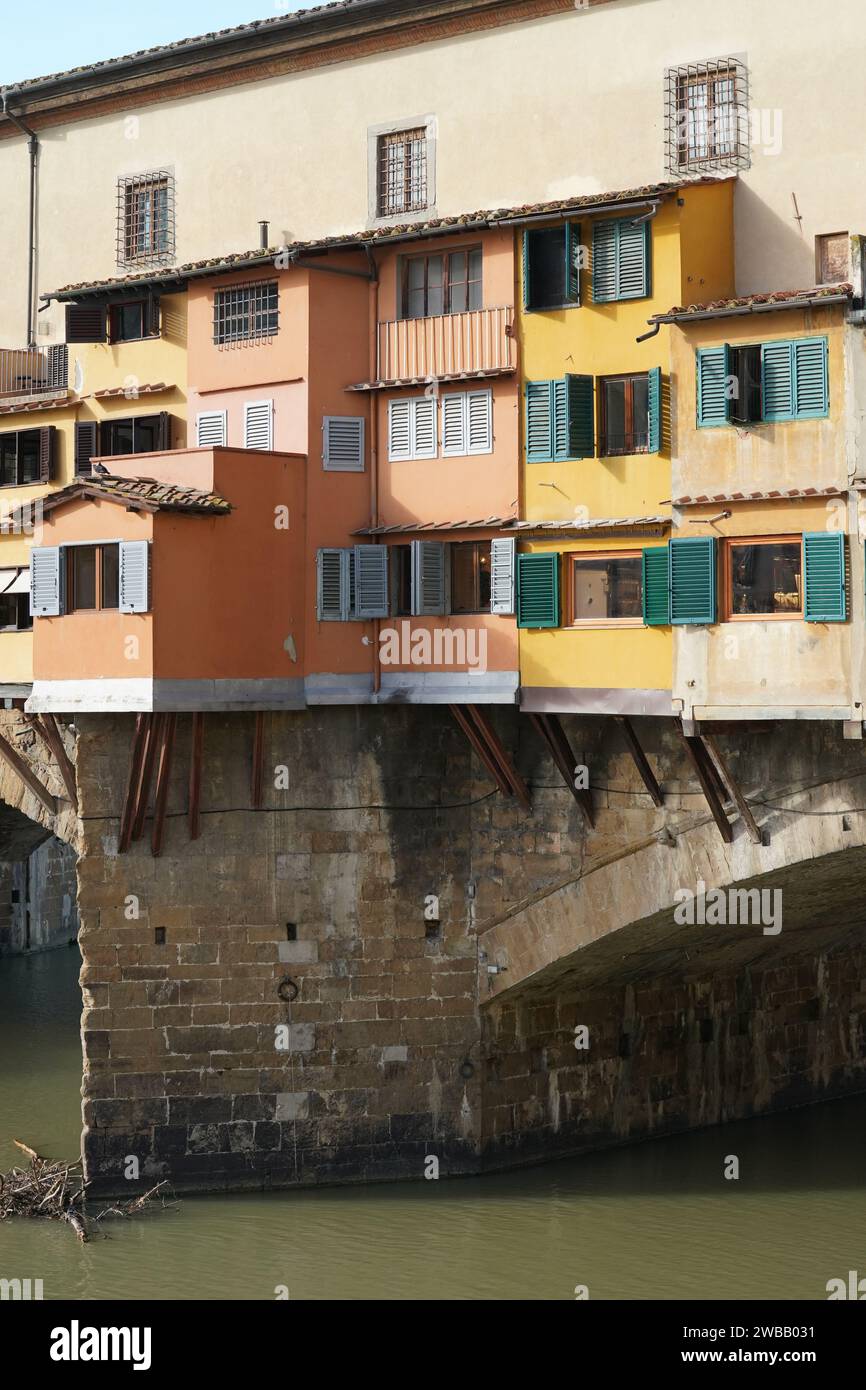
[3,477,231,529]
[674,486,842,506]
[653,284,852,323]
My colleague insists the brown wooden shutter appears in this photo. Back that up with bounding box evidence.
[157,412,171,450]
[65,305,107,343]
[75,421,99,476]
[38,426,56,482]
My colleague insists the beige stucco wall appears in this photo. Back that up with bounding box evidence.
[2,0,866,348]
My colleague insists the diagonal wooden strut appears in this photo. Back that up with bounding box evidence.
[119,714,149,854]
[677,719,733,844]
[151,714,177,858]
[528,712,593,828]
[131,714,160,843]
[251,711,265,810]
[188,713,204,841]
[615,715,663,808]
[701,733,762,845]
[449,705,531,811]
[0,728,58,816]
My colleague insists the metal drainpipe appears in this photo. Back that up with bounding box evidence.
[365,245,382,695]
[1,93,39,348]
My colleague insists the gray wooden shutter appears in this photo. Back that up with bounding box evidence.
[324,416,365,471]
[411,396,437,459]
[119,541,150,613]
[411,540,447,616]
[30,547,64,618]
[353,546,389,618]
[317,548,351,621]
[490,537,515,615]
[466,390,493,453]
[75,421,99,476]
[441,394,466,456]
[196,411,227,447]
[38,426,56,482]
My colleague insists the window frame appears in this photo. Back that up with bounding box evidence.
[376,127,428,219]
[399,245,483,320]
[0,428,44,489]
[213,280,280,347]
[0,590,32,633]
[108,300,151,344]
[720,534,804,623]
[665,58,750,176]
[117,171,175,269]
[449,541,492,615]
[65,542,121,616]
[564,548,645,629]
[99,413,168,457]
[598,373,650,457]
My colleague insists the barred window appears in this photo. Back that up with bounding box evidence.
[117,171,175,268]
[664,59,750,175]
[213,281,280,346]
[377,128,428,218]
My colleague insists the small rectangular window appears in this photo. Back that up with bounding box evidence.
[101,414,168,456]
[377,128,428,217]
[450,542,491,615]
[665,59,749,174]
[0,592,31,632]
[66,544,122,615]
[599,375,649,456]
[214,281,279,346]
[401,248,482,318]
[524,225,581,311]
[0,428,45,487]
[109,301,147,343]
[568,551,643,625]
[117,171,174,268]
[723,537,802,620]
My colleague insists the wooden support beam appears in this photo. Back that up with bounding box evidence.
[0,728,58,816]
[449,704,513,798]
[466,705,532,812]
[251,711,265,810]
[701,734,762,845]
[677,720,733,844]
[151,714,177,858]
[188,712,204,841]
[615,715,663,808]
[528,713,593,828]
[118,714,148,854]
[28,713,78,810]
[131,714,160,842]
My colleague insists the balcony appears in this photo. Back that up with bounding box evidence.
[0,346,69,405]
[367,307,516,388]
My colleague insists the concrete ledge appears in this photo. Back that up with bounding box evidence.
[376,670,519,704]
[520,686,672,716]
[27,678,306,712]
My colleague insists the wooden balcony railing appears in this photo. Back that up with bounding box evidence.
[0,345,69,403]
[376,306,515,382]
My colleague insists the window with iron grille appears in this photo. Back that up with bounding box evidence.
[377,128,428,218]
[117,171,175,268]
[664,59,749,174]
[213,281,279,345]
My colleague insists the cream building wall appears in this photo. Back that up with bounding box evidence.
[0,0,864,346]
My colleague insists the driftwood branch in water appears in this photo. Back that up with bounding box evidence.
[2,1142,175,1242]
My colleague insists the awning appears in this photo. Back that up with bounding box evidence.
[0,568,30,595]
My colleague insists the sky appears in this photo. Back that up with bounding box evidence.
[1,1,313,86]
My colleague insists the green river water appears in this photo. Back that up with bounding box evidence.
[1,946,864,1301]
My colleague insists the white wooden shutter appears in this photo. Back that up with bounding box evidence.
[490,537,515,614]
[30,546,64,617]
[388,399,411,461]
[118,541,150,614]
[323,416,365,472]
[466,390,493,454]
[353,545,389,618]
[244,399,274,450]
[411,397,437,459]
[441,394,466,456]
[196,410,227,447]
[411,540,447,616]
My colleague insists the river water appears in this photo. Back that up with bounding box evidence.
[1,946,864,1301]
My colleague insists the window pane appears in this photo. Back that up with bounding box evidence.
[72,547,97,611]
[528,228,565,310]
[133,418,159,453]
[0,436,17,487]
[729,542,802,615]
[573,556,642,621]
[101,545,120,610]
[427,256,445,317]
[451,543,479,613]
[114,303,144,341]
[18,432,40,484]
[406,258,426,319]
[109,422,135,455]
[395,545,412,616]
[449,252,468,313]
[631,375,649,450]
[603,379,627,454]
[478,543,491,609]
[0,595,17,630]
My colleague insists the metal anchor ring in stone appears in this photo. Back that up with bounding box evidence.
[277,977,300,1003]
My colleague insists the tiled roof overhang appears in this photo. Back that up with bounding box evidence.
[674,488,843,505]
[354,514,670,536]
[650,285,853,324]
[3,477,231,529]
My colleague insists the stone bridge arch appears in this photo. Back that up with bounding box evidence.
[0,711,79,848]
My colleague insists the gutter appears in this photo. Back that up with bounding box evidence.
[1,91,39,346]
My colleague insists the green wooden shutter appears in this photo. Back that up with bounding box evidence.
[592,220,618,303]
[761,341,794,420]
[793,338,829,418]
[647,367,662,452]
[552,379,568,461]
[697,346,730,427]
[565,222,581,304]
[517,552,560,628]
[617,218,650,299]
[522,230,532,311]
[565,374,594,458]
[670,536,717,625]
[642,546,670,625]
[803,532,846,622]
[526,381,553,462]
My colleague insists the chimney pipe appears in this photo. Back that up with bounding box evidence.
[259,221,270,250]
